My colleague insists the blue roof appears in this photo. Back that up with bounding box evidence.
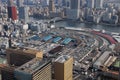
[43,35,52,41]
[62,38,72,45]
[30,35,40,41]
[53,37,62,43]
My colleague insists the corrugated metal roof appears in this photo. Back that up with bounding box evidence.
[94,51,111,67]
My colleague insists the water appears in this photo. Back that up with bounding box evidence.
[55,21,120,33]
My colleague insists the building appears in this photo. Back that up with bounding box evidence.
[54,55,73,80]
[55,0,63,5]
[110,15,119,24]
[0,0,2,14]
[7,6,17,21]
[102,12,112,23]
[94,0,103,9]
[16,0,23,7]
[66,0,80,19]
[19,6,29,23]
[49,0,55,12]
[66,9,80,19]
[7,0,17,21]
[0,64,15,80]
[86,0,94,8]
[6,48,43,66]
[86,15,95,22]
[93,51,117,69]
[70,0,80,9]
[14,58,52,80]
[118,11,120,23]
[65,0,70,8]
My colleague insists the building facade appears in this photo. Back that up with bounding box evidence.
[7,0,17,21]
[19,6,29,23]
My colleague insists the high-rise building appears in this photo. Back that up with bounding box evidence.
[19,6,29,23]
[86,0,94,8]
[8,0,14,6]
[17,0,23,7]
[49,0,55,12]
[0,0,2,14]
[118,11,120,23]
[7,0,17,21]
[66,0,80,19]
[14,58,52,80]
[70,0,80,9]
[94,0,103,9]
[65,0,70,8]
[0,64,15,80]
[54,55,73,80]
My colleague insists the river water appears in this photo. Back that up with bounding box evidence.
[55,21,120,33]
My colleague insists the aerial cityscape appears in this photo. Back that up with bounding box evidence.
[0,0,120,80]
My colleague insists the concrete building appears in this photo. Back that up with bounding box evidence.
[102,12,112,23]
[0,64,15,80]
[86,0,94,8]
[66,0,80,20]
[65,0,70,8]
[118,11,120,23]
[93,51,116,69]
[49,0,55,12]
[7,0,17,21]
[86,15,95,22]
[110,15,119,24]
[66,9,80,20]
[6,48,43,66]
[16,0,23,8]
[54,55,73,80]
[70,0,80,9]
[14,58,52,80]
[19,6,29,23]
[94,0,103,9]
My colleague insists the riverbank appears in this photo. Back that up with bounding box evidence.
[55,20,120,33]
[55,18,120,27]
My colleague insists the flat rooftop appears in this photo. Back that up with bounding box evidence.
[15,58,51,74]
[113,59,120,68]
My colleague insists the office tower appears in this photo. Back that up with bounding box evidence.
[66,0,80,19]
[54,55,73,80]
[7,0,17,21]
[118,11,120,23]
[94,0,103,9]
[17,0,23,7]
[6,48,43,66]
[0,0,1,11]
[0,64,15,80]
[8,0,14,6]
[86,0,94,8]
[55,0,63,5]
[70,0,80,9]
[14,58,52,80]
[65,0,70,8]
[62,0,66,6]
[19,6,29,23]
[49,0,55,12]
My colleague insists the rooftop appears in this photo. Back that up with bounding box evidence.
[55,55,70,63]
[16,58,51,74]
[113,60,120,68]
